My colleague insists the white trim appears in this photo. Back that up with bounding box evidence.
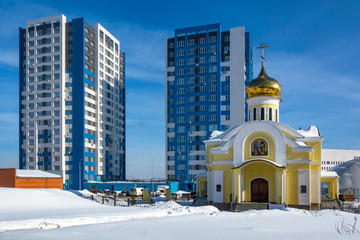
[246,96,281,106]
[234,158,285,169]
[287,159,312,164]
[298,170,310,205]
[233,122,287,167]
[211,160,234,165]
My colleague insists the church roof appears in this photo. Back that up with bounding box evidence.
[246,64,282,99]
[204,121,321,154]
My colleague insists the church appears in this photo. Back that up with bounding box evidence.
[197,44,339,210]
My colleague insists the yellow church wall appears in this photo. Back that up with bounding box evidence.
[286,170,299,205]
[286,145,312,160]
[223,171,232,203]
[321,177,339,200]
[213,147,234,161]
[276,168,285,203]
[196,178,207,198]
[244,132,275,162]
[242,162,276,202]
[305,141,322,162]
[206,145,220,163]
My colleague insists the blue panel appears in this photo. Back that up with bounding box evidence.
[19,27,24,169]
[37,161,52,166]
[38,152,51,157]
[84,133,95,140]
[84,68,95,78]
[84,78,95,87]
[84,152,95,157]
[71,18,85,190]
[105,155,113,160]
[38,134,51,139]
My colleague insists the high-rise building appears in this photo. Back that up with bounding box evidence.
[165,23,252,189]
[19,14,126,189]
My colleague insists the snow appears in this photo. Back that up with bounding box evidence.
[1,187,360,240]
[321,171,339,178]
[296,125,320,137]
[210,130,223,139]
[15,170,61,178]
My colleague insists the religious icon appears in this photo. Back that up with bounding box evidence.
[254,141,259,155]
[251,138,268,156]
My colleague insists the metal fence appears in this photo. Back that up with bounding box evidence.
[83,194,194,207]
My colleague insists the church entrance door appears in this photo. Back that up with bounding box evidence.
[251,178,269,202]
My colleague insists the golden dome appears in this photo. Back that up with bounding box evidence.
[246,64,282,99]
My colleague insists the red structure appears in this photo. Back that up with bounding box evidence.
[0,168,63,189]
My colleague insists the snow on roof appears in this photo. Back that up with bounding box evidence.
[16,170,62,178]
[284,136,313,152]
[330,158,360,189]
[321,171,339,178]
[210,130,223,139]
[196,172,207,178]
[296,126,320,137]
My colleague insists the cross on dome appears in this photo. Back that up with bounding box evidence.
[256,42,269,65]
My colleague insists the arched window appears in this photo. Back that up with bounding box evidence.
[276,109,278,122]
[248,109,250,121]
[253,108,257,121]
[261,107,265,120]
[269,108,272,121]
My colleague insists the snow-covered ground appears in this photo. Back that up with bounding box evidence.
[0,187,359,240]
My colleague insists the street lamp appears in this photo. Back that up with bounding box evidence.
[147,153,154,196]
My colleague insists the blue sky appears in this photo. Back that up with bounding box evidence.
[0,0,359,178]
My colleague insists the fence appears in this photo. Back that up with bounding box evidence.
[83,194,193,207]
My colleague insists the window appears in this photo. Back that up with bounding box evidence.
[177,69,185,76]
[177,126,185,133]
[177,40,185,48]
[210,36,217,43]
[188,39,196,46]
[177,59,185,66]
[209,66,218,73]
[209,105,217,112]
[261,107,265,120]
[177,165,186,170]
[210,115,217,121]
[198,37,206,44]
[209,56,217,63]
[253,108,257,121]
[269,108,273,121]
[301,185,307,193]
[177,98,185,104]
[177,88,185,95]
[188,48,196,56]
[187,58,195,65]
[209,46,217,53]
[199,57,206,64]
[178,174,186,180]
[210,85,217,92]
[177,50,185,57]
[198,47,206,54]
[216,185,221,192]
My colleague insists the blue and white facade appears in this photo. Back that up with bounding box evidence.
[165,24,252,186]
[19,15,125,189]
